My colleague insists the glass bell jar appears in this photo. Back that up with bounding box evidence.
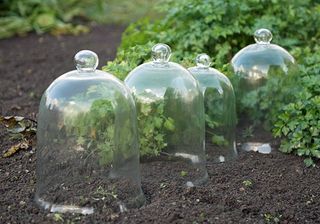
[35,50,145,214]
[188,54,237,163]
[124,43,208,187]
[231,28,295,153]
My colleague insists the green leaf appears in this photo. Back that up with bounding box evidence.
[310,149,320,159]
[34,13,56,29]
[164,117,175,131]
[211,135,228,146]
[304,158,315,167]
[180,170,188,177]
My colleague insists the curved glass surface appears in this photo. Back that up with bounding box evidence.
[189,54,237,163]
[125,44,208,187]
[231,29,295,152]
[35,50,145,214]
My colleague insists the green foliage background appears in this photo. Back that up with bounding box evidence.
[106,0,320,74]
[0,0,158,39]
[103,0,320,165]
[63,84,137,165]
[272,47,320,166]
[0,0,102,38]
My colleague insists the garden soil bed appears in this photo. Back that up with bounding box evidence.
[0,25,319,224]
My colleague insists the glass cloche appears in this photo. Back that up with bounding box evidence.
[188,54,237,163]
[35,50,145,214]
[231,28,295,152]
[124,44,208,187]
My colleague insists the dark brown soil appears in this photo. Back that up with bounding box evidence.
[1,25,320,224]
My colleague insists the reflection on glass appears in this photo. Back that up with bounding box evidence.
[125,44,208,187]
[35,50,145,214]
[231,29,295,152]
[189,54,237,163]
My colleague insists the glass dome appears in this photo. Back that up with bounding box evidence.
[35,50,145,214]
[188,54,237,163]
[231,29,295,152]
[124,44,208,187]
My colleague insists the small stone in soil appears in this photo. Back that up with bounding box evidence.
[19,201,26,206]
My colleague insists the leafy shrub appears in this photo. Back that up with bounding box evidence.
[111,0,320,69]
[103,42,155,80]
[63,84,136,165]
[130,87,204,158]
[134,92,173,157]
[104,0,320,121]
[0,0,107,38]
[0,0,159,39]
[64,98,116,165]
[103,0,320,163]
[233,64,301,129]
[273,47,320,166]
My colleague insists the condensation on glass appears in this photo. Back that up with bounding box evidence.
[35,50,145,214]
[188,54,237,163]
[231,28,295,152]
[125,44,208,187]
